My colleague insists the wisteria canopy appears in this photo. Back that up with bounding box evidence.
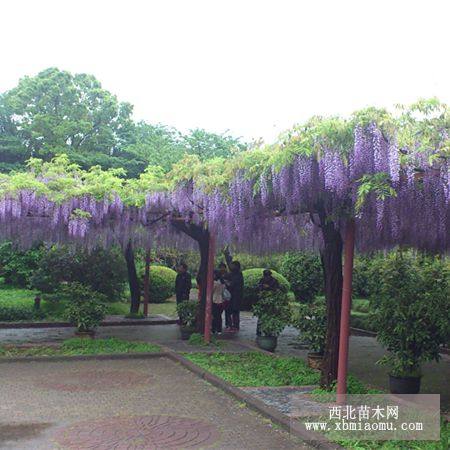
[0,99,449,254]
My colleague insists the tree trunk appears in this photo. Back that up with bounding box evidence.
[319,219,344,388]
[196,234,209,333]
[125,241,141,314]
[143,249,151,317]
[170,218,209,333]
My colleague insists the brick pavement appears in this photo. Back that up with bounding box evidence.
[0,357,309,449]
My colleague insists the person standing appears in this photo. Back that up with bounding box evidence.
[212,270,225,334]
[175,263,192,304]
[218,262,233,329]
[225,260,244,332]
[218,262,228,280]
[258,269,280,292]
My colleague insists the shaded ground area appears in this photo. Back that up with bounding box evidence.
[0,357,307,449]
[0,312,448,410]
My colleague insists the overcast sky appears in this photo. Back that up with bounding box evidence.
[1,0,449,142]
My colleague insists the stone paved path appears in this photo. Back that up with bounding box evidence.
[0,312,448,410]
[0,357,308,449]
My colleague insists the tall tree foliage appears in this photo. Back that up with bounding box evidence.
[0,68,246,177]
[0,68,134,159]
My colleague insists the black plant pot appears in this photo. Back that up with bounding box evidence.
[389,374,421,394]
[180,326,195,341]
[256,335,278,352]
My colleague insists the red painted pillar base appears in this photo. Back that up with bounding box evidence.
[337,219,356,402]
[204,232,216,343]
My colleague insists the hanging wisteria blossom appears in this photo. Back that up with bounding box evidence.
[0,111,448,255]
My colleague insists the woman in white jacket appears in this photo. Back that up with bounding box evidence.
[212,270,225,334]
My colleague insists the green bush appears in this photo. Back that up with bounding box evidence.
[230,253,284,272]
[371,252,449,377]
[242,268,290,311]
[0,302,42,321]
[30,245,127,301]
[352,256,372,298]
[0,242,43,287]
[252,290,291,337]
[352,298,370,314]
[176,300,198,328]
[293,298,327,353]
[352,253,386,298]
[63,282,107,332]
[280,252,322,302]
[350,312,377,332]
[143,266,177,303]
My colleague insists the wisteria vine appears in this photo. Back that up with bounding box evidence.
[0,113,448,255]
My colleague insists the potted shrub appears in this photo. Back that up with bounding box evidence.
[293,299,327,369]
[63,283,107,337]
[242,268,291,311]
[371,252,449,394]
[252,290,291,352]
[176,300,198,340]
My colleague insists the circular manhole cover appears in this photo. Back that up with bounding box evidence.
[35,369,152,392]
[54,415,220,449]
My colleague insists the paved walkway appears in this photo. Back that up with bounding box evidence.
[0,313,448,410]
[0,357,307,449]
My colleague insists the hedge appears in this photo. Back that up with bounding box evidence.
[241,268,290,311]
[147,266,177,303]
[279,252,322,302]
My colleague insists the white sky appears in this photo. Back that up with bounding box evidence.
[1,0,449,142]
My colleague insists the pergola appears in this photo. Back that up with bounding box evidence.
[0,106,448,394]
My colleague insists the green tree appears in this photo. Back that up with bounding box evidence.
[0,67,134,163]
[123,122,184,172]
[0,68,247,176]
[182,128,245,161]
[0,98,29,172]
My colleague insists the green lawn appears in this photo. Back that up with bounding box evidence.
[0,337,161,357]
[103,297,177,318]
[185,352,320,386]
[148,300,177,318]
[0,283,178,321]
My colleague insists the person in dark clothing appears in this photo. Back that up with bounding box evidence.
[256,269,280,336]
[258,269,280,292]
[218,262,228,281]
[218,262,232,329]
[175,263,192,304]
[225,260,244,332]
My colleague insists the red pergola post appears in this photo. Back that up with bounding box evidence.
[143,249,151,317]
[204,232,216,343]
[337,218,356,400]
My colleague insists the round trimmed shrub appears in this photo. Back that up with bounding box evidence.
[242,268,290,311]
[280,252,322,302]
[147,266,177,304]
